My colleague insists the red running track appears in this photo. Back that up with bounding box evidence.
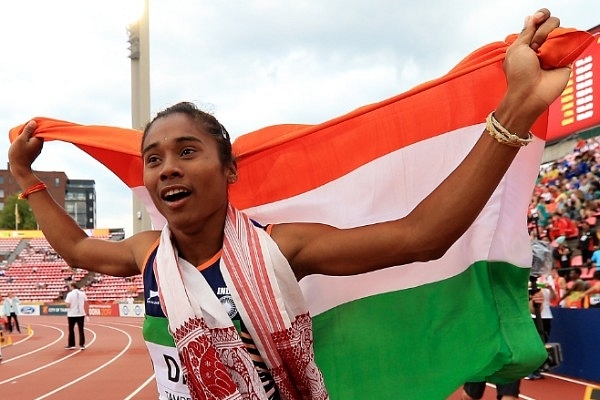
[0,315,156,399]
[2,315,599,399]
[448,373,600,399]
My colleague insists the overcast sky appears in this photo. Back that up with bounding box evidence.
[1,1,598,236]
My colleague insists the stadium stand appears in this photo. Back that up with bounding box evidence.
[0,236,142,303]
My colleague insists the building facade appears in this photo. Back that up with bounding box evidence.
[0,164,96,230]
[65,179,96,229]
[0,163,68,210]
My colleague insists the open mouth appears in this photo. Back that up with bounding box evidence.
[162,188,190,202]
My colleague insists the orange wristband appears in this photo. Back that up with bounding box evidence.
[18,182,47,200]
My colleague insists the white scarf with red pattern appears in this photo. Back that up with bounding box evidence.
[155,204,329,400]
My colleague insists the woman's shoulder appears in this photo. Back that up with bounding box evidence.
[126,230,161,271]
[127,230,160,243]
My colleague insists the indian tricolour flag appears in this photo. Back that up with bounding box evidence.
[9,28,593,399]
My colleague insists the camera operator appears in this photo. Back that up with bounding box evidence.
[527,277,555,380]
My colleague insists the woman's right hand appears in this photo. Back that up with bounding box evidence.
[8,120,44,187]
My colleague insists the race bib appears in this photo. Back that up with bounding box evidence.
[145,341,191,400]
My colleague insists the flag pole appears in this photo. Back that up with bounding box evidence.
[14,202,19,231]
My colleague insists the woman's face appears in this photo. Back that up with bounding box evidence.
[141,113,236,228]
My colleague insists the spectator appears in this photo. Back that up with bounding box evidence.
[530,196,551,230]
[527,278,555,380]
[577,220,599,267]
[552,236,573,270]
[548,213,578,241]
[576,270,600,308]
[565,191,583,221]
[64,282,88,350]
[2,292,21,334]
[539,185,554,202]
[580,201,600,224]
[590,244,600,270]
[561,268,590,308]
[549,267,567,307]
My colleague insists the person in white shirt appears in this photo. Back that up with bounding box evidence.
[64,283,88,350]
[2,292,21,334]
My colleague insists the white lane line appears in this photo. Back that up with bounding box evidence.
[8,333,33,346]
[94,320,143,329]
[0,329,97,383]
[485,372,599,400]
[124,374,157,400]
[94,319,157,399]
[0,325,64,364]
[543,372,600,387]
[34,324,133,400]
[519,395,535,400]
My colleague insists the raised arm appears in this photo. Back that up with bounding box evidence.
[577,281,600,300]
[273,9,572,279]
[8,121,154,277]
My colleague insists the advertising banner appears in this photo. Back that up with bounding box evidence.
[18,304,40,316]
[88,303,119,317]
[119,303,145,318]
[41,304,67,316]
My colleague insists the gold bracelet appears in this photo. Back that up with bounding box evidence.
[485,112,533,147]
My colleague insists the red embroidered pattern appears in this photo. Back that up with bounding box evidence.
[271,313,329,400]
[173,317,261,400]
[221,207,329,399]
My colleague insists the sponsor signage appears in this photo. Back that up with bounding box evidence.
[119,303,144,317]
[41,304,67,316]
[88,304,119,317]
[19,305,40,316]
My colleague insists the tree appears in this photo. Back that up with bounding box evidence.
[0,194,38,230]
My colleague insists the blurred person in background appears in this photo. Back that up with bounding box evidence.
[64,283,88,350]
[576,270,600,308]
[2,292,21,334]
[552,236,573,270]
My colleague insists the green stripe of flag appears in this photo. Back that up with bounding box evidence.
[312,261,546,399]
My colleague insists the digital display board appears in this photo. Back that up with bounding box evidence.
[547,33,600,142]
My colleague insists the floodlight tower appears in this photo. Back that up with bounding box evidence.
[127,0,152,234]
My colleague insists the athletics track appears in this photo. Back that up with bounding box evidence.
[1,315,598,399]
